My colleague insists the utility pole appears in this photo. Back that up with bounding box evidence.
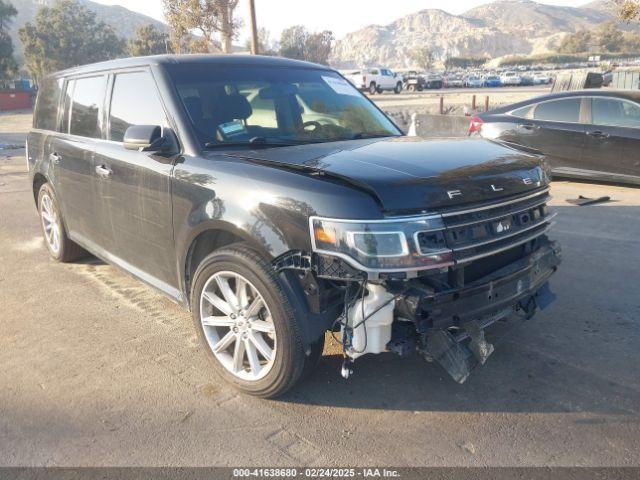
[249,0,259,55]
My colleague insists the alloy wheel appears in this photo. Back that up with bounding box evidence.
[40,193,61,254]
[199,271,276,381]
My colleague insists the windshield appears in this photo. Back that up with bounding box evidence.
[165,64,401,147]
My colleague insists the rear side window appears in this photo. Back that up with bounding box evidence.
[533,98,581,123]
[69,76,107,138]
[592,97,640,129]
[34,77,63,131]
[108,71,166,142]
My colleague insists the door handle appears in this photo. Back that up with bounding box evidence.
[49,152,61,164]
[587,130,610,139]
[518,123,540,131]
[95,165,113,178]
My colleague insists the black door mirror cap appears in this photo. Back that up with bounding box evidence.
[123,125,165,152]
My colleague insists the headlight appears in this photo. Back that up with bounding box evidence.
[310,215,453,273]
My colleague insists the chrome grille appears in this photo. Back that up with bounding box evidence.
[416,188,555,264]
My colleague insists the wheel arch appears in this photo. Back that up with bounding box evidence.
[180,223,329,346]
[181,222,272,308]
[32,172,48,205]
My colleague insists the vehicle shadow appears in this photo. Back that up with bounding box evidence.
[280,203,640,415]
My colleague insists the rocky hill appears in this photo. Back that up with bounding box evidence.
[330,0,635,68]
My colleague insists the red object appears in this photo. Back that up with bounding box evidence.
[468,115,484,135]
[0,91,31,111]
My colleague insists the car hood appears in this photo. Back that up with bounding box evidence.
[220,136,546,214]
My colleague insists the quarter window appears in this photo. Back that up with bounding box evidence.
[511,105,533,119]
[108,71,166,142]
[34,77,63,131]
[533,98,581,123]
[69,76,107,138]
[592,98,640,128]
[60,79,74,134]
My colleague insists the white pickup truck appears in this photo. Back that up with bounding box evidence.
[344,67,403,94]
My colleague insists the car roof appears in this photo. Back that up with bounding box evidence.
[47,54,331,79]
[528,89,640,101]
[491,89,640,113]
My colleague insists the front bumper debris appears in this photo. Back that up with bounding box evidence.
[273,237,561,384]
[396,239,561,382]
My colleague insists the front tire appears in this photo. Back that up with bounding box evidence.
[37,183,85,262]
[191,245,309,398]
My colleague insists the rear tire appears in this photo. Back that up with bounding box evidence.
[369,82,377,95]
[37,183,85,262]
[191,244,308,398]
[394,82,402,94]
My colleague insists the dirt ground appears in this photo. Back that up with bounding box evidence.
[1,110,639,467]
[371,85,551,115]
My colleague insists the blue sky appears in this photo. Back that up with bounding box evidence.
[97,0,592,41]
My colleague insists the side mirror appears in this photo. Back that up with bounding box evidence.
[123,125,164,151]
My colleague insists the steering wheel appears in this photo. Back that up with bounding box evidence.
[301,120,322,133]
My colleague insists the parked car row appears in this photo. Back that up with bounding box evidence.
[342,66,556,94]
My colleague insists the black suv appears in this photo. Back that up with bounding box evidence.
[28,55,561,397]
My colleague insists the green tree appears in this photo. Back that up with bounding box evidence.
[244,27,278,55]
[305,30,333,65]
[622,31,640,51]
[408,45,433,71]
[128,24,171,56]
[279,25,307,60]
[0,30,16,81]
[216,0,241,53]
[598,21,624,52]
[558,29,593,53]
[615,0,640,21]
[444,56,486,69]
[0,0,16,31]
[19,0,125,81]
[0,0,17,81]
[163,0,241,54]
[279,26,333,64]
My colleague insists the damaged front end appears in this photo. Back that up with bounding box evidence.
[389,238,560,383]
[274,187,562,383]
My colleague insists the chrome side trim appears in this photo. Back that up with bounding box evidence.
[441,188,549,218]
[453,212,557,252]
[456,223,555,264]
[445,195,550,228]
[309,213,443,225]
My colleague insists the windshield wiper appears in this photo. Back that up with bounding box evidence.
[204,137,313,149]
[351,132,396,140]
